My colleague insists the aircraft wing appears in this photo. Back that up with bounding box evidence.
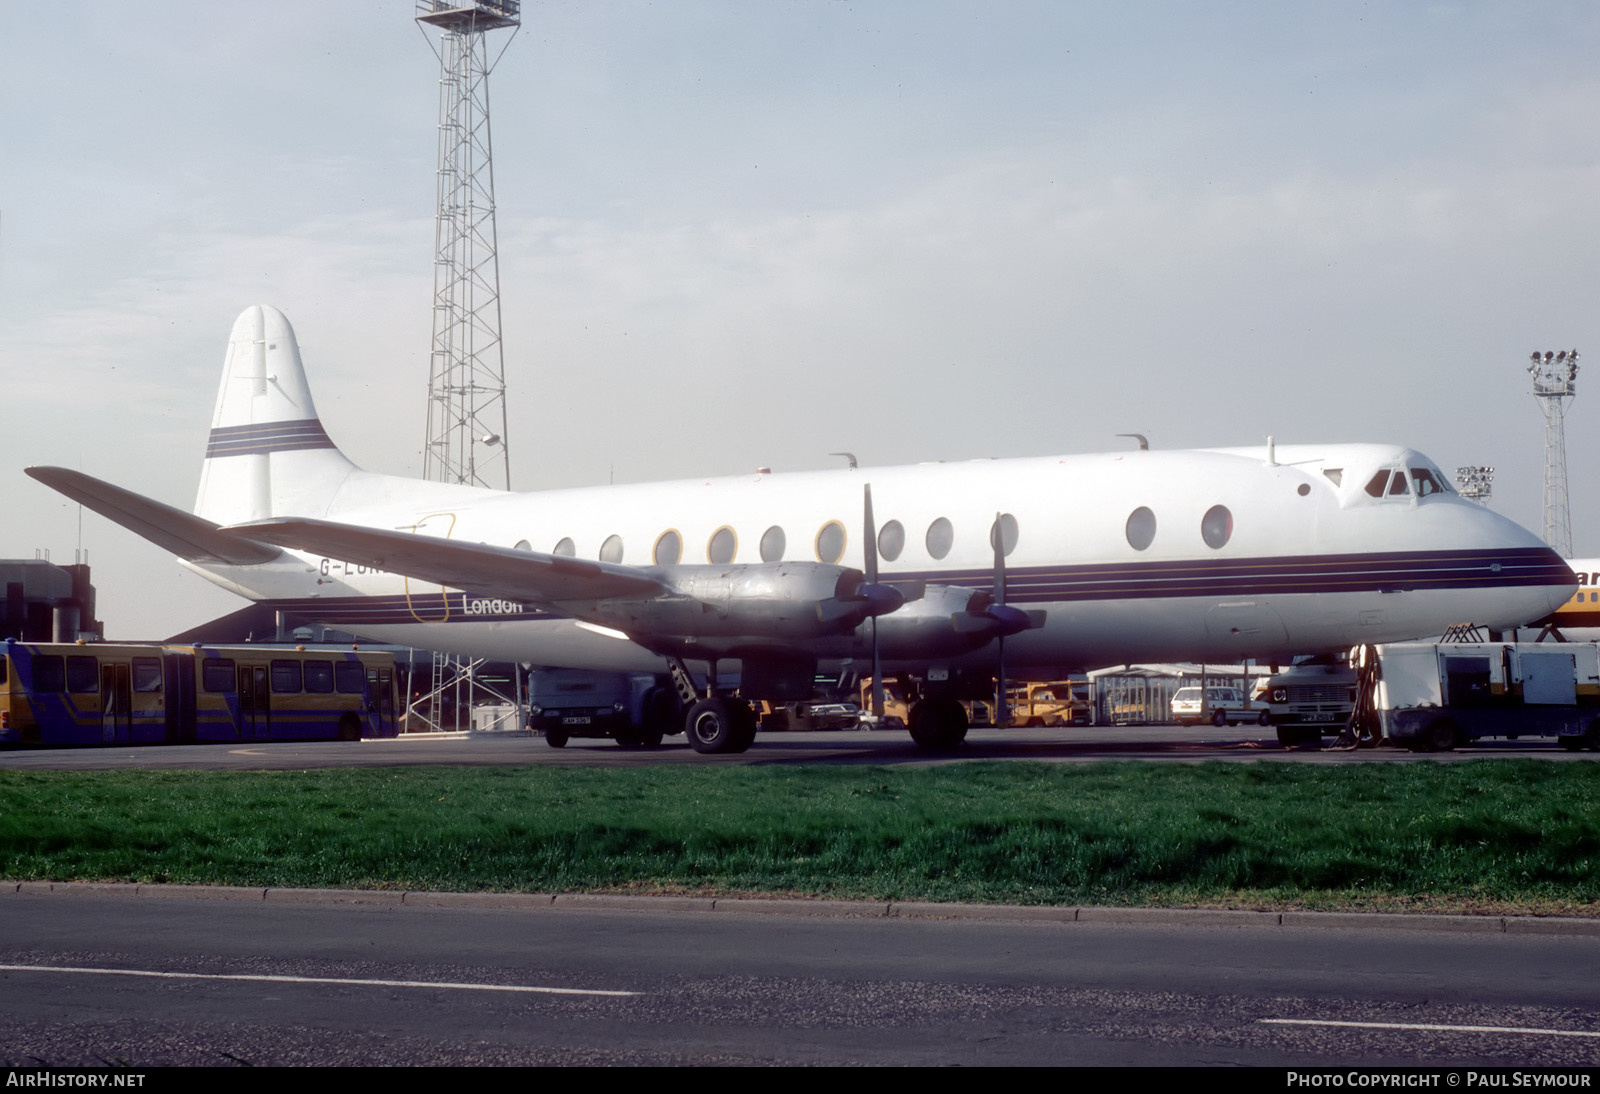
[228,516,669,603]
[25,466,283,566]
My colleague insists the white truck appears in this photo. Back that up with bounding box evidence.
[1259,654,1358,747]
[1370,641,1600,752]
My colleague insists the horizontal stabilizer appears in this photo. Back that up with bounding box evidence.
[227,516,669,604]
[26,466,283,566]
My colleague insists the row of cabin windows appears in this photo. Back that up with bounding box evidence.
[517,514,1023,567]
[1124,505,1235,552]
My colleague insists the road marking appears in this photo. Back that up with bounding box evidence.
[0,963,639,997]
[1262,1018,1600,1039]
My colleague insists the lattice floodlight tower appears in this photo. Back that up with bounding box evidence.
[1526,349,1580,559]
[412,2,522,734]
[416,0,519,490]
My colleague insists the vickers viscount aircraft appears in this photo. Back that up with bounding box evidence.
[28,306,1576,753]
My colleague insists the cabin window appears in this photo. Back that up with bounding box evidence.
[599,535,624,563]
[132,658,163,693]
[877,520,905,562]
[708,526,737,564]
[926,517,954,560]
[653,530,682,565]
[990,513,1019,557]
[1125,507,1156,551]
[816,521,846,564]
[760,525,786,562]
[271,659,303,693]
[304,661,334,693]
[202,659,236,692]
[553,537,576,557]
[1297,483,1311,496]
[335,662,366,694]
[1364,471,1391,498]
[30,656,65,693]
[66,656,98,693]
[1201,505,1233,549]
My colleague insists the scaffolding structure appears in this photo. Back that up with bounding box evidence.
[412,1,522,731]
[1526,350,1580,559]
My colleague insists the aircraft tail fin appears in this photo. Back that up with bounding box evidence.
[193,304,361,526]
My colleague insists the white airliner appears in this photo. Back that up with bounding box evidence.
[28,305,1575,752]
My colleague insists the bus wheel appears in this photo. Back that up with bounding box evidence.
[338,714,361,742]
[545,728,568,748]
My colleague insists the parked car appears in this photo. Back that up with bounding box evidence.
[1169,686,1267,727]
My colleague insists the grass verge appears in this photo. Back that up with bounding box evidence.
[2,761,1597,914]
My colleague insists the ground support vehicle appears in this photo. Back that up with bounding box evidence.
[1,639,398,746]
[1259,655,1358,746]
[1370,640,1600,751]
[529,669,677,749]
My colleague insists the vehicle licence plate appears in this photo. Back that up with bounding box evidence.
[563,716,591,725]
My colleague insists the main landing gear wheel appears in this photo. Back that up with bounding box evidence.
[685,697,756,755]
[908,698,969,749]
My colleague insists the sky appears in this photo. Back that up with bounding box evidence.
[3,1,1600,639]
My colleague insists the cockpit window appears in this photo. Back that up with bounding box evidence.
[1388,472,1410,497]
[1411,468,1448,496]
[1364,471,1390,498]
[1323,469,1342,487]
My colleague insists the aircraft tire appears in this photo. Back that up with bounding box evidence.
[729,700,758,752]
[685,697,742,754]
[908,698,968,749]
[544,728,569,748]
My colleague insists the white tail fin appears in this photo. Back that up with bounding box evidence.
[193,305,358,524]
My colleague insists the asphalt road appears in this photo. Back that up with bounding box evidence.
[2,886,1598,1067]
[3,723,1597,772]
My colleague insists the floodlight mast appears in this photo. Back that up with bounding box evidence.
[1526,349,1580,558]
[416,1,520,490]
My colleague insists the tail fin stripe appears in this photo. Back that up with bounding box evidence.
[206,419,337,459]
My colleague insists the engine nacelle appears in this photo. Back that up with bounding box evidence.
[561,562,901,641]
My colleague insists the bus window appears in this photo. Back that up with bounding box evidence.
[66,656,98,693]
[132,657,162,693]
[202,659,236,692]
[304,660,334,693]
[32,656,65,693]
[271,659,303,693]
[335,662,366,694]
